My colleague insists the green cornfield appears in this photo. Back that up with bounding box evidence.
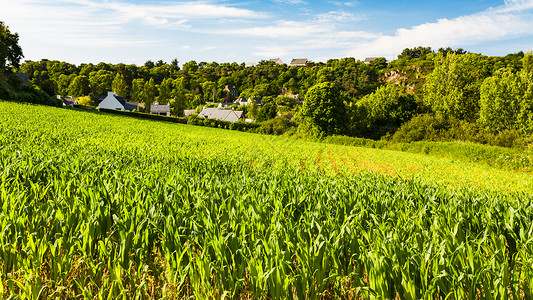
[1,101,533,299]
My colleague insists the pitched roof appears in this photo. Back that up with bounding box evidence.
[184,109,197,117]
[290,58,308,66]
[364,57,380,63]
[270,58,284,65]
[150,104,170,113]
[198,108,244,122]
[124,102,138,111]
[61,97,77,106]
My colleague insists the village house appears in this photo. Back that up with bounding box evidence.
[58,96,78,107]
[290,58,308,67]
[270,58,284,65]
[150,103,170,116]
[98,91,139,111]
[224,85,239,98]
[198,107,244,122]
[364,57,380,64]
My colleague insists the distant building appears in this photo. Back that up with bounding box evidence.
[224,85,239,97]
[150,104,170,116]
[290,58,308,66]
[235,97,262,106]
[98,91,138,111]
[218,102,236,109]
[364,57,380,64]
[245,62,256,67]
[184,109,197,117]
[270,58,284,65]
[198,107,244,122]
[58,96,78,107]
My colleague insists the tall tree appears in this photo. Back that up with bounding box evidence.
[68,75,90,96]
[0,21,23,74]
[256,102,277,122]
[424,52,485,121]
[300,82,346,136]
[130,78,145,103]
[112,73,128,98]
[479,52,533,133]
[157,78,173,104]
[89,69,114,99]
[142,78,157,112]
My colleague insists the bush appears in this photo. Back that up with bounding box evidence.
[99,108,187,123]
[256,116,294,135]
[323,135,387,149]
[0,75,61,107]
[187,114,259,132]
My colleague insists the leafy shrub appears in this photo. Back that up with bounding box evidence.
[99,108,186,123]
[0,75,61,107]
[256,116,294,135]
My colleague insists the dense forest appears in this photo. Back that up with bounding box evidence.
[2,20,532,149]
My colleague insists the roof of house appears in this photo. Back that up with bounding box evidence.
[234,111,244,119]
[184,109,197,117]
[150,104,170,113]
[290,58,308,66]
[98,92,138,111]
[124,101,138,111]
[364,57,380,63]
[270,58,284,65]
[198,108,244,122]
[61,97,77,106]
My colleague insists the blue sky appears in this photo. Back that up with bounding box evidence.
[2,0,533,66]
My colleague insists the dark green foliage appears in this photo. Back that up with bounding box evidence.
[256,102,277,122]
[300,82,346,136]
[256,116,295,135]
[0,73,61,107]
[98,108,187,123]
[187,114,260,132]
[391,113,531,149]
[398,46,433,60]
[0,21,23,70]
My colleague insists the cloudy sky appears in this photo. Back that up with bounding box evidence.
[2,0,533,65]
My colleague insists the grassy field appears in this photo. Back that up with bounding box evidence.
[1,101,533,299]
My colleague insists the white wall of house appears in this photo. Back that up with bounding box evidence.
[98,92,124,110]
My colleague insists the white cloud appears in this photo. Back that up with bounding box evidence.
[271,0,307,5]
[345,0,533,59]
[218,20,331,38]
[316,11,364,23]
[252,46,291,58]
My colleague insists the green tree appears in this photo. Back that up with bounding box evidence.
[57,74,74,96]
[142,78,157,112]
[353,85,418,138]
[157,78,173,104]
[479,53,533,133]
[398,46,432,60]
[130,78,145,103]
[300,82,346,136]
[112,73,128,98]
[424,52,485,121]
[0,21,23,74]
[89,69,114,99]
[201,81,217,102]
[68,75,90,96]
[256,102,277,122]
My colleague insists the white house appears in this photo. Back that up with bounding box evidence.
[98,91,138,111]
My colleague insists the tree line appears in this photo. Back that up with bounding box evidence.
[2,20,532,147]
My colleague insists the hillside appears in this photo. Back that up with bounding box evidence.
[1,101,533,298]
